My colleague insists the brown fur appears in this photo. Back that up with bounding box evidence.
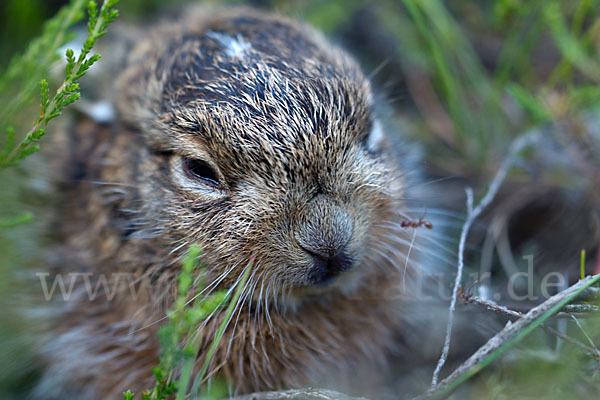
[38,7,418,399]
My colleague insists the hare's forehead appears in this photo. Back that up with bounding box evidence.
[160,26,374,160]
[172,91,372,160]
[161,25,372,125]
[166,69,373,153]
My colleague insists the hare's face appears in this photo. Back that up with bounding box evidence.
[119,16,409,303]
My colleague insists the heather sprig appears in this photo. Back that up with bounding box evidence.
[0,0,119,169]
[141,245,231,400]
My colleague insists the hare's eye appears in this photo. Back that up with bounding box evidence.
[182,158,220,186]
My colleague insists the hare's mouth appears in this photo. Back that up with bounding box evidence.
[306,250,354,287]
[282,255,366,302]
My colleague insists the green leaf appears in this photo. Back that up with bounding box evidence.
[80,37,94,60]
[75,54,101,80]
[31,129,46,140]
[47,110,63,121]
[543,2,600,83]
[507,83,552,122]
[0,211,34,228]
[581,250,586,280]
[107,8,120,22]
[66,82,80,92]
[60,92,81,109]
[178,244,202,295]
[14,145,41,162]
[65,48,75,78]
[87,1,99,35]
[105,0,120,9]
[40,79,50,109]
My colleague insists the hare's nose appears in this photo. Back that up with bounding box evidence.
[294,195,354,284]
[306,249,354,285]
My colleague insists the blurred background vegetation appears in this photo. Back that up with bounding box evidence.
[1,0,600,399]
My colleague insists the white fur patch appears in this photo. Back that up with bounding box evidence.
[368,120,385,150]
[206,31,252,59]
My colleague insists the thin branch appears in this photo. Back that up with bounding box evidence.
[562,304,600,313]
[417,275,600,400]
[431,130,541,386]
[462,295,600,359]
[461,296,522,319]
[544,325,600,360]
[554,311,600,319]
[570,314,599,352]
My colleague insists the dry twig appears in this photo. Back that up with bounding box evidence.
[462,295,600,360]
[431,130,541,385]
[417,275,600,400]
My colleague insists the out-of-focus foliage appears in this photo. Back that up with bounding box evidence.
[0,1,119,399]
[0,0,120,170]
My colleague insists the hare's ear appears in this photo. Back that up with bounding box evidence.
[56,24,143,124]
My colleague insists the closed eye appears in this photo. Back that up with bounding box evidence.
[182,158,220,187]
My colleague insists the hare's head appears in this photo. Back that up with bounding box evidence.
[116,9,409,304]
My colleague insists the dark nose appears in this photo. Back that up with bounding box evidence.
[307,249,354,285]
[294,194,354,284]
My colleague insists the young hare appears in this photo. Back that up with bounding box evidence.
[38,6,426,399]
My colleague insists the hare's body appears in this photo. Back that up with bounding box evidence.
[38,7,420,399]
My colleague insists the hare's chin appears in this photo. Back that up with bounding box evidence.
[285,266,366,302]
